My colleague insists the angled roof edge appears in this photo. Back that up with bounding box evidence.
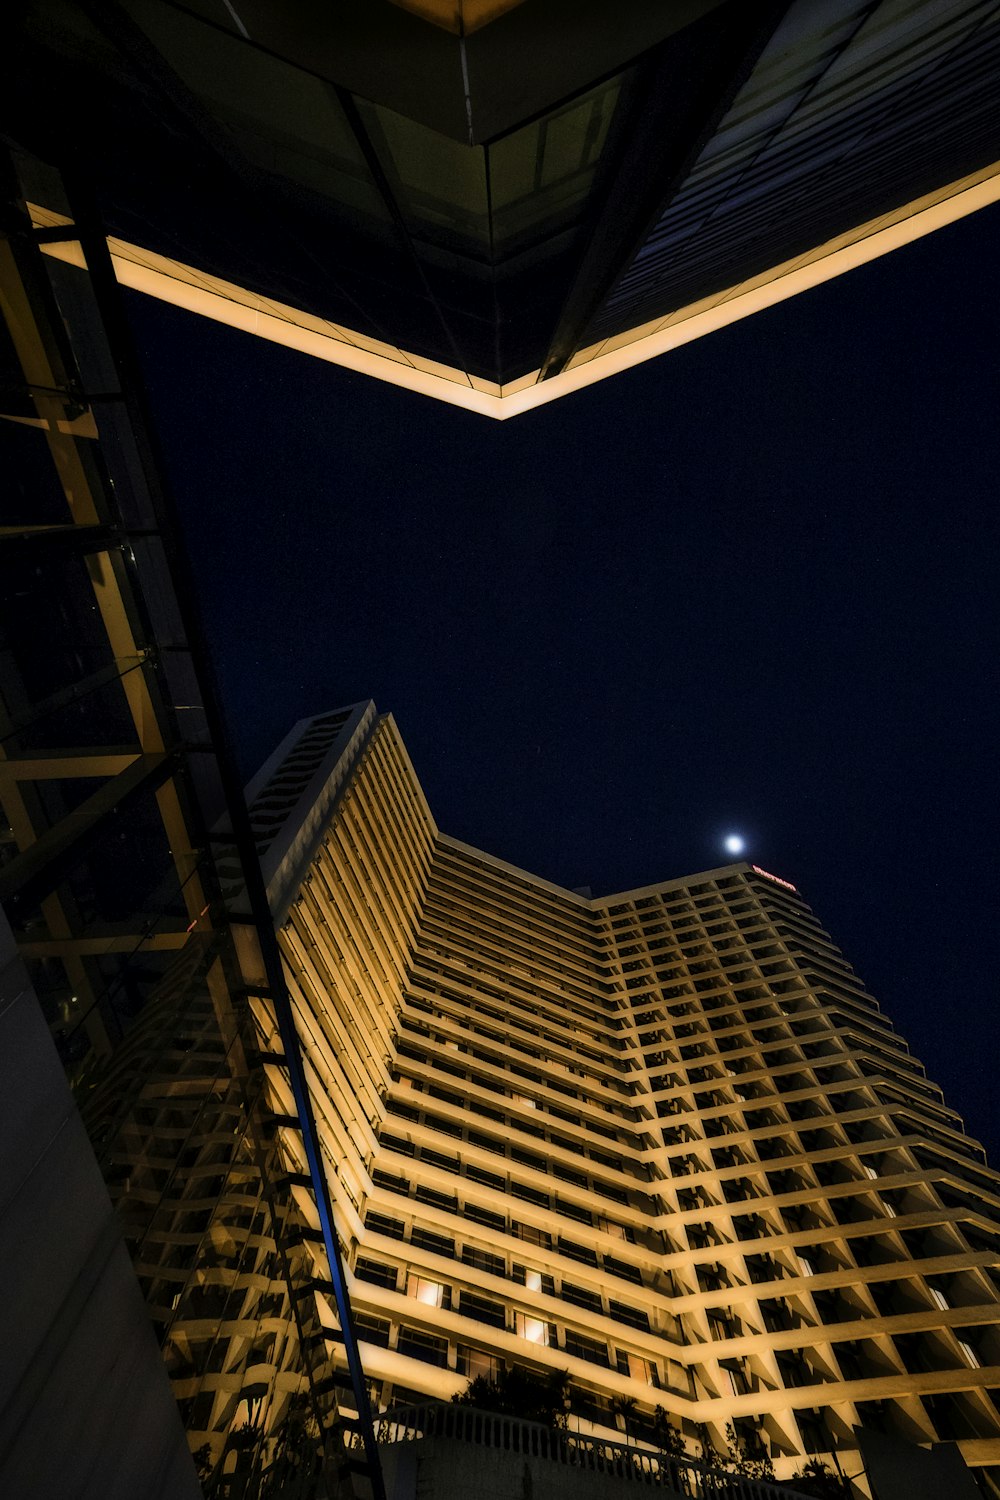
[34,160,1000,419]
[437,831,764,910]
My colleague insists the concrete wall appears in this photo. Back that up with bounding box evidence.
[0,912,201,1500]
[380,1436,686,1500]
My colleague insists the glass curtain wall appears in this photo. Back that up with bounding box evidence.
[0,143,381,1500]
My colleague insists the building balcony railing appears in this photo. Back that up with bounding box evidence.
[369,1401,816,1498]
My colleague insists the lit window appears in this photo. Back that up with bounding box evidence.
[515,1312,549,1345]
[929,1287,949,1311]
[406,1273,444,1308]
[958,1341,980,1369]
[525,1269,542,1293]
[626,1353,656,1385]
[798,1256,814,1277]
[863,1165,878,1180]
[513,1093,536,1110]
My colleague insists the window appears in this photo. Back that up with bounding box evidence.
[389,1099,420,1121]
[513,1146,547,1171]
[379,1133,415,1156]
[564,1330,610,1367]
[410,1227,455,1257]
[467,1203,506,1231]
[513,1182,549,1207]
[355,1257,398,1290]
[562,1282,602,1314]
[457,1345,499,1381]
[616,1350,658,1385]
[515,1311,550,1346]
[372,1168,409,1192]
[422,1148,460,1173]
[557,1199,593,1226]
[406,1273,445,1308]
[458,1291,506,1329]
[415,1184,457,1210]
[603,1254,642,1284]
[461,1246,505,1277]
[514,1221,551,1249]
[513,1265,554,1295]
[722,1359,751,1397]
[598,1218,634,1243]
[560,1238,598,1267]
[609,1300,649,1332]
[396,1326,448,1367]
[467,1163,505,1189]
[354,1313,391,1348]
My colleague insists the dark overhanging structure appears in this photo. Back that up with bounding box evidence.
[6,0,1000,415]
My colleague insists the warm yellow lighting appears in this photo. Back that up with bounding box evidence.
[407,1273,444,1308]
[389,0,527,34]
[30,157,1000,420]
[515,1312,548,1345]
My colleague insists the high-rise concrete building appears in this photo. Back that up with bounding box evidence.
[249,703,1000,1489]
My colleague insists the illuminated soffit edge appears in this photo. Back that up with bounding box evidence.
[33,159,1000,421]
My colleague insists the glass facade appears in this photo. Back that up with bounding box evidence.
[0,145,381,1500]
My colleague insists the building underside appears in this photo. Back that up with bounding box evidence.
[248,703,1000,1489]
[7,0,1000,415]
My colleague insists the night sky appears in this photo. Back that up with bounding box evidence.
[127,200,1000,1166]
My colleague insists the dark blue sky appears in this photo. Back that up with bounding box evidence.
[127,201,1000,1165]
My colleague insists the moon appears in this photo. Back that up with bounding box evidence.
[723,834,745,855]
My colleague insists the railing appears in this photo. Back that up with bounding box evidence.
[372,1403,815,1500]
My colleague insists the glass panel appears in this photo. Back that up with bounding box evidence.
[488,76,620,253]
[1,145,371,1499]
[358,98,491,250]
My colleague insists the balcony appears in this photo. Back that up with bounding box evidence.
[370,1403,818,1500]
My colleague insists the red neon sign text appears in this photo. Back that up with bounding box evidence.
[751,865,797,893]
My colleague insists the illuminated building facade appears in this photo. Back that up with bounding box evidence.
[254,703,1000,1488]
[8,0,1000,416]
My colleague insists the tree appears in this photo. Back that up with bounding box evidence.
[452,1367,569,1429]
[652,1407,687,1461]
[192,1442,215,1490]
[695,1423,723,1470]
[611,1396,639,1444]
[725,1422,776,1481]
[788,1458,852,1497]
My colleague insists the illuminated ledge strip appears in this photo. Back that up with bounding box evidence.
[33,161,1000,420]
